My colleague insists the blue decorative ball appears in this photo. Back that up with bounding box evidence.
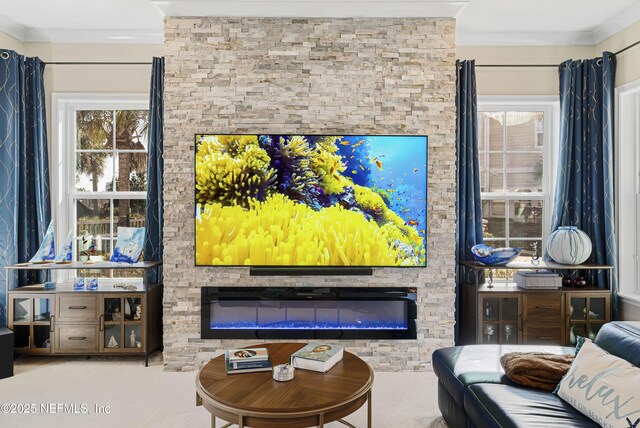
[546,226,592,265]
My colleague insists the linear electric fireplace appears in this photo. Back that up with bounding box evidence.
[201,287,417,340]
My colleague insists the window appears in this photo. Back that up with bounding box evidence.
[53,95,149,279]
[478,98,557,278]
[617,80,640,301]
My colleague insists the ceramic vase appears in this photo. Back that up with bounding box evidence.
[546,226,592,265]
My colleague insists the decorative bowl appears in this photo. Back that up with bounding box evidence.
[471,244,521,266]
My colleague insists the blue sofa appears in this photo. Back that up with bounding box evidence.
[432,322,640,427]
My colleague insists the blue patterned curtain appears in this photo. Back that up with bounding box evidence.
[550,52,618,317]
[144,57,164,284]
[0,50,51,326]
[456,60,483,342]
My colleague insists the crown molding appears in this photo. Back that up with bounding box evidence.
[151,0,469,18]
[591,2,640,45]
[0,12,27,41]
[0,11,162,45]
[456,30,597,46]
[457,2,640,47]
[20,28,163,44]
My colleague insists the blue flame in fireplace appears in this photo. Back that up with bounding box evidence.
[209,299,409,331]
[210,320,407,330]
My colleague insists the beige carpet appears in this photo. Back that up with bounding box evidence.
[0,353,446,428]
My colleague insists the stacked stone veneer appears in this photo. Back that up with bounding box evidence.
[163,17,457,371]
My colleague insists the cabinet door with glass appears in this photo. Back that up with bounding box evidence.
[478,294,522,344]
[8,294,56,354]
[566,292,610,346]
[100,294,144,353]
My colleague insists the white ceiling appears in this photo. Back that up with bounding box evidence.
[0,0,638,46]
[457,0,640,45]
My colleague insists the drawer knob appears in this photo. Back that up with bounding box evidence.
[68,306,88,310]
[536,336,555,340]
[534,305,555,309]
[68,336,87,341]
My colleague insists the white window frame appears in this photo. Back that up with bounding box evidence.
[52,93,148,282]
[616,79,640,304]
[477,96,559,260]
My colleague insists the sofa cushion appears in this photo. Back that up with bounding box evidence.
[556,339,640,427]
[432,344,574,408]
[594,321,640,366]
[464,383,599,428]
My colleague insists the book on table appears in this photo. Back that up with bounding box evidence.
[225,348,272,374]
[227,347,269,363]
[290,343,344,373]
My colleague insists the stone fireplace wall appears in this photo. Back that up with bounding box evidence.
[163,17,457,371]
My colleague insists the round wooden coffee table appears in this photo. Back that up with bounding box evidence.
[196,343,374,428]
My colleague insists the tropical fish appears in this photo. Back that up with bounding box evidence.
[352,170,358,174]
[379,177,384,182]
[365,156,370,160]
[371,156,378,162]
[403,209,410,213]
[353,140,365,148]
[406,220,418,227]
[359,165,364,171]
[340,140,351,146]
[413,168,418,173]
[375,160,383,170]
[388,189,395,194]
[350,155,355,159]
[419,230,425,235]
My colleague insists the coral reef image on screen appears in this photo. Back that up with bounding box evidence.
[195,134,427,266]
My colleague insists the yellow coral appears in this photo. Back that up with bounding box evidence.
[310,136,351,195]
[195,194,418,266]
[353,183,424,252]
[353,184,386,214]
[195,135,276,207]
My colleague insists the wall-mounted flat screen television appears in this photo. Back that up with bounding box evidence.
[195,134,427,267]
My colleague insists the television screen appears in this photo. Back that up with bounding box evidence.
[195,134,427,267]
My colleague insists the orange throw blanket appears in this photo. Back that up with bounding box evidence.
[500,352,575,392]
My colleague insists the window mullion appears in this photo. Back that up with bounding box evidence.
[503,112,508,246]
[110,198,115,278]
[112,110,117,192]
[502,111,507,193]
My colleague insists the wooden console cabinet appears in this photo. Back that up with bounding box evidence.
[464,283,610,346]
[5,261,162,366]
[459,260,613,346]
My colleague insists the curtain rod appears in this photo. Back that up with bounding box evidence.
[46,61,152,65]
[473,39,640,68]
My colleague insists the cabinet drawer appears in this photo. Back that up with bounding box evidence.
[55,326,99,353]
[57,295,99,321]
[525,294,563,323]
[524,324,564,345]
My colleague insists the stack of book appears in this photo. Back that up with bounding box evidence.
[290,343,344,373]
[514,270,562,289]
[225,347,272,374]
